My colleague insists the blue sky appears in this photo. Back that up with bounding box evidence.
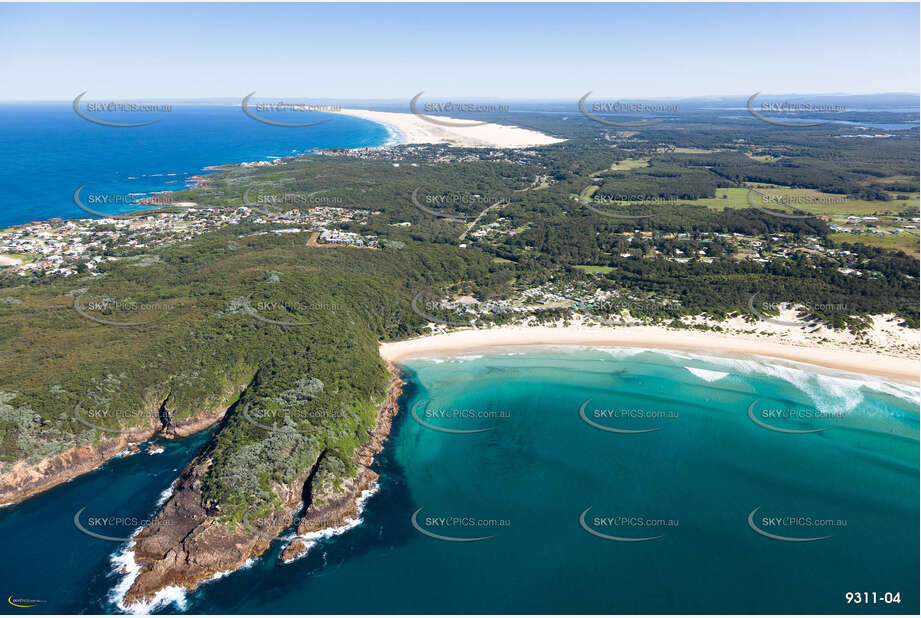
[0,2,918,100]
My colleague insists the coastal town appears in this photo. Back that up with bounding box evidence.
[0,203,377,277]
[2,195,916,279]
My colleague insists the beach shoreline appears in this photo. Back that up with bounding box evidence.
[338,107,565,148]
[379,325,920,383]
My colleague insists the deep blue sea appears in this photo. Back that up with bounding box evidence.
[0,348,917,614]
[0,103,391,228]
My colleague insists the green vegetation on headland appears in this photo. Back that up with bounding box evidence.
[0,110,917,521]
[0,226,498,514]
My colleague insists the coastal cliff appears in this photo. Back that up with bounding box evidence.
[120,453,301,605]
[281,365,404,562]
[0,428,155,506]
[122,364,405,607]
[0,386,246,507]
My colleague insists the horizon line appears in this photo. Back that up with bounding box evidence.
[1,92,920,104]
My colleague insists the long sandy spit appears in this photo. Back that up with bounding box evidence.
[338,108,565,148]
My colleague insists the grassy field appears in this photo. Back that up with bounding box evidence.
[573,264,615,274]
[0,252,35,265]
[684,185,919,216]
[830,231,920,258]
[609,158,649,171]
[655,147,722,154]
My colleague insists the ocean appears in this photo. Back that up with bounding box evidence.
[0,103,392,228]
[1,347,917,614]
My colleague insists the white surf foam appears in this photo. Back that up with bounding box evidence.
[684,366,730,382]
[585,346,918,415]
[109,535,257,614]
[154,480,178,507]
[438,354,485,363]
[109,538,189,615]
[283,481,379,565]
[676,351,919,414]
[591,346,654,361]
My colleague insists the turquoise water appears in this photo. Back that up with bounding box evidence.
[0,347,917,614]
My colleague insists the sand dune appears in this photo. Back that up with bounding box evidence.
[338,108,565,148]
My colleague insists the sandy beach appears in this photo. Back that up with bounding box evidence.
[338,108,565,148]
[380,325,920,383]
